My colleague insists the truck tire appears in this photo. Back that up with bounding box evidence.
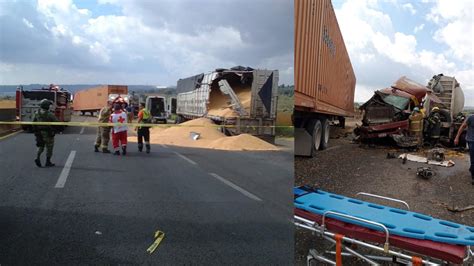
[306,119,322,155]
[320,118,330,150]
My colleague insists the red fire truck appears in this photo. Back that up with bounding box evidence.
[16,84,73,131]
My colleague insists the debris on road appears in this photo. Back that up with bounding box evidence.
[189,131,200,140]
[147,230,165,254]
[398,153,455,167]
[95,231,102,235]
[447,205,474,213]
[127,118,279,151]
[427,148,445,162]
[417,167,435,179]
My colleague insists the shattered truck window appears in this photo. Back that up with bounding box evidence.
[381,94,410,110]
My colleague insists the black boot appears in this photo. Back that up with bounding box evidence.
[45,158,55,167]
[34,158,42,167]
[138,143,143,152]
[94,145,99,152]
[122,146,127,155]
[146,144,150,154]
[102,148,111,153]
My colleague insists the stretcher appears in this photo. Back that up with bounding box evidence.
[294,186,474,265]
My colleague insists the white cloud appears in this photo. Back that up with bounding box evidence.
[22,18,34,28]
[0,63,15,72]
[1,0,292,86]
[402,3,417,15]
[372,32,418,65]
[335,0,474,106]
[413,23,424,33]
[88,41,111,63]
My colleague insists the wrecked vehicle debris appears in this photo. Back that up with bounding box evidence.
[398,153,455,167]
[355,74,466,148]
[417,167,435,179]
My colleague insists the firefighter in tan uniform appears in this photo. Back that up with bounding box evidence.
[94,101,112,153]
[409,107,424,146]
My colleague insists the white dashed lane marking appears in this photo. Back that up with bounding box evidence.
[173,151,197,165]
[209,173,262,201]
[55,150,76,188]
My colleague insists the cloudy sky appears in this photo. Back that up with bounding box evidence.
[0,0,293,87]
[333,0,473,105]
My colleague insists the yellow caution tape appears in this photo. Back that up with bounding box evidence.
[0,121,294,128]
[146,230,165,254]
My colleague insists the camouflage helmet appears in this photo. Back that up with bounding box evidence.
[39,99,53,109]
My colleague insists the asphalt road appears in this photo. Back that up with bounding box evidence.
[0,125,294,265]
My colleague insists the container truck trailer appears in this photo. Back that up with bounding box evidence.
[294,0,356,156]
[73,85,128,116]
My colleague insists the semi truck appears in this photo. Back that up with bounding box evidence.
[294,0,356,156]
[176,67,279,142]
[73,85,128,116]
[355,74,466,147]
[16,84,73,131]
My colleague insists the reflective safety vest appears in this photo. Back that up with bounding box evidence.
[142,109,151,123]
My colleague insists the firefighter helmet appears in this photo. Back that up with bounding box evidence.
[39,99,53,110]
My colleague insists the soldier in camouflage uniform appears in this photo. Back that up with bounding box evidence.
[33,99,58,167]
[94,101,113,153]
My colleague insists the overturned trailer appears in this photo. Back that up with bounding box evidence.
[356,75,466,146]
[176,67,279,142]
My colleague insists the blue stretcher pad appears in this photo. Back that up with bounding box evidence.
[294,187,474,246]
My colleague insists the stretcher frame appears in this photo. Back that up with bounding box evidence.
[295,191,473,265]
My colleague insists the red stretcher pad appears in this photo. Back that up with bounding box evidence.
[295,208,467,264]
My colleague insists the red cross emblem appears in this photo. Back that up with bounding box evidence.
[117,116,125,123]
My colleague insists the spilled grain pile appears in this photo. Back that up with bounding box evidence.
[207,84,251,118]
[127,118,278,151]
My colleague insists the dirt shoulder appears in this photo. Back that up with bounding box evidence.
[294,123,474,264]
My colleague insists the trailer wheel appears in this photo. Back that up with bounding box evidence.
[320,119,330,150]
[306,119,322,155]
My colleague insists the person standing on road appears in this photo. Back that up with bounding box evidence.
[454,114,474,185]
[110,103,128,156]
[94,101,113,153]
[136,102,151,153]
[33,99,58,167]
